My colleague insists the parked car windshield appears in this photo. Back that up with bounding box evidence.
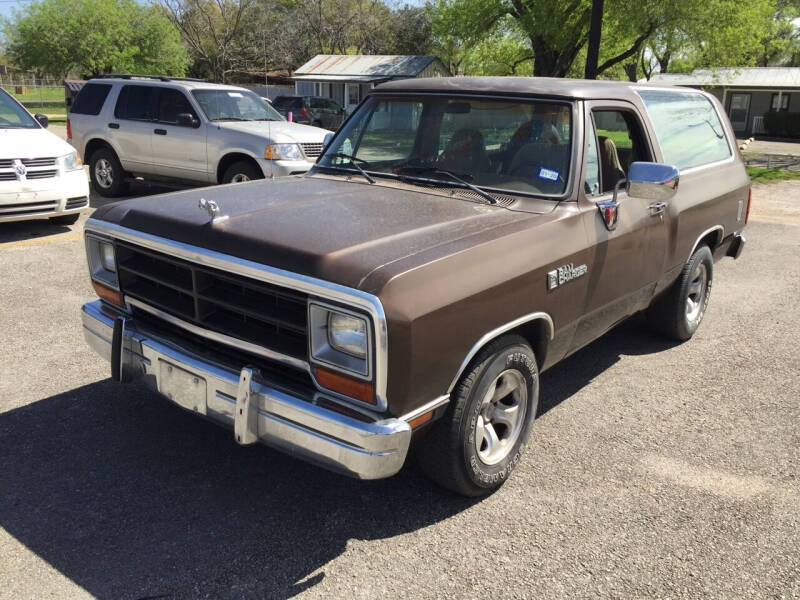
[191,89,285,122]
[0,89,38,129]
[317,95,572,197]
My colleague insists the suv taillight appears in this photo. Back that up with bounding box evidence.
[300,106,308,118]
[66,118,72,140]
[745,187,752,224]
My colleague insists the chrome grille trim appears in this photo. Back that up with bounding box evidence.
[84,218,389,412]
[25,169,58,180]
[22,157,57,167]
[301,143,324,158]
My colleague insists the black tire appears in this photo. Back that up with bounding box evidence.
[49,213,80,225]
[647,245,713,341]
[415,334,539,497]
[89,147,128,197]
[222,160,263,184]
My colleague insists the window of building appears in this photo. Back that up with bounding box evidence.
[771,93,790,111]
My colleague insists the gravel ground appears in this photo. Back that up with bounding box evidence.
[0,183,798,599]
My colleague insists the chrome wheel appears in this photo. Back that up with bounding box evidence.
[94,158,114,189]
[685,262,708,323]
[475,369,528,466]
[230,173,251,183]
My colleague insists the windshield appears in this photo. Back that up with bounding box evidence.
[317,95,572,196]
[0,89,38,129]
[191,89,285,122]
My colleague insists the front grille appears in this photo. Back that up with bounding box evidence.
[116,242,309,360]
[22,157,56,167]
[0,200,57,216]
[301,143,324,159]
[0,172,15,181]
[65,196,89,209]
[0,159,12,168]
[25,169,58,180]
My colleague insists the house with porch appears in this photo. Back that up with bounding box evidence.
[648,67,800,138]
[292,54,450,113]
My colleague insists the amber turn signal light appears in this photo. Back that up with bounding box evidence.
[92,280,124,307]
[314,367,375,404]
[408,411,434,429]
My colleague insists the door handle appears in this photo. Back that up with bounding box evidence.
[108,123,119,129]
[648,201,667,216]
[154,129,167,135]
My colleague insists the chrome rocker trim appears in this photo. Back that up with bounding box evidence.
[82,300,411,480]
[84,218,389,412]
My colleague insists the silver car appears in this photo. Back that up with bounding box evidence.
[67,76,332,197]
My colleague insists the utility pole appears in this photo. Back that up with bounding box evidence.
[584,0,604,80]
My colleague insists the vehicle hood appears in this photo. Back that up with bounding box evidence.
[213,120,331,143]
[0,127,73,159]
[91,176,534,292]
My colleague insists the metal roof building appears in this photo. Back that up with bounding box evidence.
[292,54,450,113]
[648,67,800,137]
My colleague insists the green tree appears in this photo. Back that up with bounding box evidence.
[4,0,188,77]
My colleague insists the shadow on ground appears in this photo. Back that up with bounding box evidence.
[0,317,678,599]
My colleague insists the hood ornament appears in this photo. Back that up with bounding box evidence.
[199,198,228,224]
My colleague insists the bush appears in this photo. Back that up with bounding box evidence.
[763,110,800,138]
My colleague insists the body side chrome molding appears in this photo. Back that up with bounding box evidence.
[398,394,450,423]
[446,311,554,394]
[688,225,724,262]
[85,218,389,412]
[128,297,311,373]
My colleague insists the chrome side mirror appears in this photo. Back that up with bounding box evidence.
[626,162,679,201]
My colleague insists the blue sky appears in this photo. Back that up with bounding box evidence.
[0,0,30,21]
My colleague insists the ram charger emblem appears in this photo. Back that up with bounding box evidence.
[547,263,587,290]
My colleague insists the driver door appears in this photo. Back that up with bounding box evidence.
[571,100,669,350]
[150,87,208,182]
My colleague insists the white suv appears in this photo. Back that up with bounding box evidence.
[67,76,332,197]
[1,87,90,224]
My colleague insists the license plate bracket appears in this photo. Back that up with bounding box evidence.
[158,360,208,414]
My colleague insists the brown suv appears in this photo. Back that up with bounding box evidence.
[80,78,748,496]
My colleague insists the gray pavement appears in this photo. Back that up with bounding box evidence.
[0,184,798,599]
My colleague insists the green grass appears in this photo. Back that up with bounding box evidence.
[746,166,800,183]
[1,85,64,103]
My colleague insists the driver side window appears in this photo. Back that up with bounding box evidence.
[584,117,601,196]
[591,109,651,193]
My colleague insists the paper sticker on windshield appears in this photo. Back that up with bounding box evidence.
[538,167,560,182]
[227,92,243,98]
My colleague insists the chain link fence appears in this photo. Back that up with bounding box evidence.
[0,77,67,119]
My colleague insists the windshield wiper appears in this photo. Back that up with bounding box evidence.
[211,117,250,122]
[324,152,375,184]
[398,166,497,205]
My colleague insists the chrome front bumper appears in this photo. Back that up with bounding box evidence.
[81,300,411,479]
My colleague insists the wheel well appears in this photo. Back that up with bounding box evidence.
[217,153,261,183]
[84,138,114,163]
[510,319,550,372]
[691,227,724,259]
[448,316,552,393]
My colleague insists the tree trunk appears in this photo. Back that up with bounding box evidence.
[584,0,604,79]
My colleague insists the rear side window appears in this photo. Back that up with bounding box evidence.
[114,85,156,121]
[70,83,112,115]
[639,91,731,170]
[273,97,302,111]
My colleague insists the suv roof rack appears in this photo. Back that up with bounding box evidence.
[90,74,210,83]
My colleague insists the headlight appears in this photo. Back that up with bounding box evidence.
[309,303,371,378]
[62,151,83,171]
[264,143,303,160]
[85,235,118,289]
[328,312,367,359]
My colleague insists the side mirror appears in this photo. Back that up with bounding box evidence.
[177,113,200,128]
[322,131,334,151]
[626,161,679,201]
[34,113,49,128]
